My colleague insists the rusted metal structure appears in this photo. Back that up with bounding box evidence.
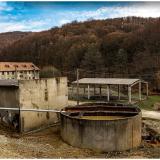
[72,78,148,103]
[60,103,142,152]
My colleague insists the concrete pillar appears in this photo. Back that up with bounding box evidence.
[128,86,132,103]
[88,85,90,100]
[71,85,74,99]
[100,86,102,98]
[107,85,110,102]
[139,82,142,101]
[94,85,96,96]
[118,85,120,100]
[84,87,86,94]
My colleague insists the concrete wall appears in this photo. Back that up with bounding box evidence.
[19,77,68,132]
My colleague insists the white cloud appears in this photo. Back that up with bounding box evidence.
[60,2,160,24]
[59,19,71,26]
[0,2,13,11]
[106,2,160,18]
[0,2,160,33]
[0,19,50,32]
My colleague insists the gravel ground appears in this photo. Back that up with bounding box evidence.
[0,119,159,158]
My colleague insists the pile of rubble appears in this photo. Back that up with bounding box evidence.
[0,111,19,131]
[142,119,160,144]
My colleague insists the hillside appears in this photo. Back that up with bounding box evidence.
[0,31,31,52]
[0,17,160,90]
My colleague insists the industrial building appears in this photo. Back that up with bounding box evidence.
[0,62,40,80]
[0,77,68,132]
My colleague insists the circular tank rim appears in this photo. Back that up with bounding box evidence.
[60,112,141,122]
[60,103,141,122]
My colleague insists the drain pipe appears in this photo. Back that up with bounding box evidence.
[0,107,66,113]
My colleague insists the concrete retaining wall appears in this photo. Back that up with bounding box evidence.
[19,77,68,132]
[0,77,68,132]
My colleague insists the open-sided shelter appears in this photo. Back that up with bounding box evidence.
[72,78,148,103]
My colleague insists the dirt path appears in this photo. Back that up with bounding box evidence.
[142,110,160,120]
[0,125,103,158]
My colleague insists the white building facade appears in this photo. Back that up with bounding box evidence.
[0,62,40,80]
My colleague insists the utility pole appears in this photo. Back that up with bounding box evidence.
[15,66,17,79]
[76,68,79,106]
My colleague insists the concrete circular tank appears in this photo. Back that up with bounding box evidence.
[60,103,142,152]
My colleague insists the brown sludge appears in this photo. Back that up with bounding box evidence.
[80,116,125,120]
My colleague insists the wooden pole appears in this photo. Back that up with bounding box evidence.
[15,66,17,79]
[76,68,79,105]
[139,82,142,101]
[146,83,149,97]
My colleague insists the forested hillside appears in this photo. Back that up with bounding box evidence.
[0,31,31,51]
[0,17,160,90]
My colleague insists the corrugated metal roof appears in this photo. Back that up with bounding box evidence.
[72,78,141,85]
[0,79,19,87]
[0,62,40,71]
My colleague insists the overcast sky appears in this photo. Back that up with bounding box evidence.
[0,2,160,33]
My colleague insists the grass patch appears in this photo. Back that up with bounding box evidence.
[137,95,160,110]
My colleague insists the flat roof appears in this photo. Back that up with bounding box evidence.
[72,78,141,85]
[0,79,19,87]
